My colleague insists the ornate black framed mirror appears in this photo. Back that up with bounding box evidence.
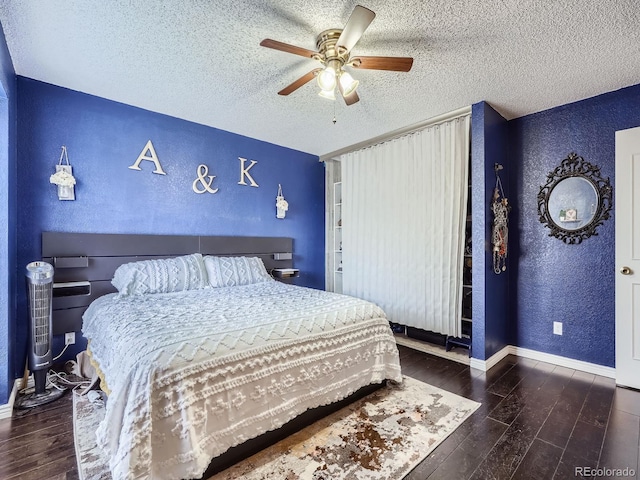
[537,152,613,244]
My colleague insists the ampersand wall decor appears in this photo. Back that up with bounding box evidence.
[192,164,219,194]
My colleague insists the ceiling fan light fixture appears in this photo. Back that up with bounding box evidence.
[317,66,337,91]
[339,70,359,97]
[318,88,336,100]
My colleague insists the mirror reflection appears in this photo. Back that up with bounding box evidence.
[547,176,599,231]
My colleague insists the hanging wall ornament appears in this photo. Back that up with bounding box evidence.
[492,164,510,274]
[276,184,288,219]
[49,146,76,200]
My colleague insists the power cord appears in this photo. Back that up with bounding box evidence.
[52,343,69,362]
[18,366,94,397]
[47,369,94,394]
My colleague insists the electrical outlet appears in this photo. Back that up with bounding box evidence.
[65,332,75,345]
[553,322,563,335]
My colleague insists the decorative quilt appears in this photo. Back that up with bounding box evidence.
[82,280,402,480]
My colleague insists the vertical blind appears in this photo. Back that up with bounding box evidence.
[340,115,470,336]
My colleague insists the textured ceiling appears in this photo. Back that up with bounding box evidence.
[0,0,639,157]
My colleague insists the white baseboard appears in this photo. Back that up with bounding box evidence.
[0,378,22,420]
[0,375,36,420]
[469,345,616,379]
[469,345,511,372]
[511,346,616,378]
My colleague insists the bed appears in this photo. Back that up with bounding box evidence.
[42,233,402,480]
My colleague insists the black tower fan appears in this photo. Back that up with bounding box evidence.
[16,261,65,408]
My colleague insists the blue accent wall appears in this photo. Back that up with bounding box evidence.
[509,83,640,367]
[14,78,324,378]
[0,21,16,404]
[471,102,510,360]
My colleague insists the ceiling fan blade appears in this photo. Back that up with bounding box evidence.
[336,5,376,54]
[278,69,321,96]
[260,39,318,59]
[351,56,414,72]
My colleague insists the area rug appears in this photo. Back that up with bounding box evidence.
[73,391,109,480]
[74,377,480,480]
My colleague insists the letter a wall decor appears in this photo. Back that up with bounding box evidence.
[129,140,167,175]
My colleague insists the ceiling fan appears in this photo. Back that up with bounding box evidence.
[260,5,413,106]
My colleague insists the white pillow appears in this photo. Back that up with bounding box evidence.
[112,253,207,296]
[204,256,272,288]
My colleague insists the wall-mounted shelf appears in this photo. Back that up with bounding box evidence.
[272,268,299,279]
[333,182,343,293]
[53,281,91,297]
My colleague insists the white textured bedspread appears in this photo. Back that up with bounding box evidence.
[82,280,402,480]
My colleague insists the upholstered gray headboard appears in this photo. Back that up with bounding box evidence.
[42,232,294,335]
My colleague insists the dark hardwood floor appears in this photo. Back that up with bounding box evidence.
[400,346,640,480]
[1,346,638,479]
[0,387,78,480]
